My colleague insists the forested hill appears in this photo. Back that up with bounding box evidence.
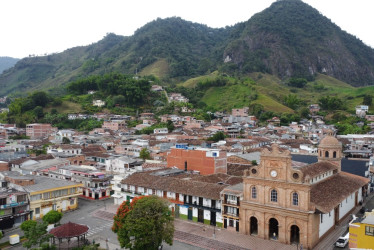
[0,57,19,74]
[222,0,374,86]
[1,0,374,96]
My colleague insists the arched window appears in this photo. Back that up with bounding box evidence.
[292,192,299,206]
[251,186,257,199]
[270,189,277,202]
[319,150,322,157]
[333,151,337,158]
[325,151,329,157]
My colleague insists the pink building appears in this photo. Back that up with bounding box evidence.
[102,121,126,131]
[232,107,249,117]
[26,123,55,139]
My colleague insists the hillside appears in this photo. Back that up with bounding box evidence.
[0,57,19,74]
[1,0,374,96]
[222,0,374,86]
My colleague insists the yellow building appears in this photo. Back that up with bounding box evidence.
[23,176,83,220]
[349,210,374,249]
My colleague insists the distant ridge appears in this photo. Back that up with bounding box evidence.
[1,0,374,95]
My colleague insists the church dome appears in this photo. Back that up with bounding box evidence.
[319,135,341,148]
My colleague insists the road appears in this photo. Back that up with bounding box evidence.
[1,197,202,249]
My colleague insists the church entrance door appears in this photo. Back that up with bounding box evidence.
[250,216,258,235]
[290,225,300,244]
[269,218,279,240]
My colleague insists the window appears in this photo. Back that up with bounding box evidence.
[251,187,257,199]
[292,192,299,206]
[333,151,337,158]
[229,219,234,227]
[35,207,40,214]
[325,151,329,157]
[43,192,50,199]
[270,189,277,202]
[70,199,75,205]
[365,226,374,236]
[227,206,237,215]
[321,214,323,223]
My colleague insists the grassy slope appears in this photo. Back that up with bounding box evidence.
[44,101,83,114]
[139,58,170,78]
[179,71,220,88]
[179,72,374,114]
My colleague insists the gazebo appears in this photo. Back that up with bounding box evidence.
[49,221,89,249]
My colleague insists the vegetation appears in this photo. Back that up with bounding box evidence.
[42,210,63,225]
[208,131,226,142]
[139,148,151,161]
[112,196,174,250]
[20,220,52,249]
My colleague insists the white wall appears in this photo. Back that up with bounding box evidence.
[339,193,355,220]
[319,209,335,238]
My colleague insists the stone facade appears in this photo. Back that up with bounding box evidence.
[240,137,368,249]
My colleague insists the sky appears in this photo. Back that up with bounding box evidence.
[1,0,373,59]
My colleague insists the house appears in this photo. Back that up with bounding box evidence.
[50,166,112,200]
[220,183,243,232]
[0,180,30,230]
[232,107,249,117]
[151,85,163,92]
[167,145,227,175]
[92,100,105,107]
[240,135,369,249]
[356,105,369,118]
[26,123,56,139]
[154,128,168,134]
[309,104,320,114]
[102,121,126,131]
[55,130,75,141]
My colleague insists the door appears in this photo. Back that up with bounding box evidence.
[210,211,216,226]
[175,205,180,218]
[211,200,216,209]
[198,209,204,223]
[188,207,193,220]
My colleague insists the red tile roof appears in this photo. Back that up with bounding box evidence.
[50,222,89,238]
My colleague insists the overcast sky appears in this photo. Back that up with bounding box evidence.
[1,0,373,58]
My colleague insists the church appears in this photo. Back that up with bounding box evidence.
[240,134,369,249]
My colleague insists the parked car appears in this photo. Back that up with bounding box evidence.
[335,232,349,248]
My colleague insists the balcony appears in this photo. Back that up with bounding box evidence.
[183,201,220,213]
[0,201,26,209]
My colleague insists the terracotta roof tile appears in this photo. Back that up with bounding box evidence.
[310,172,369,213]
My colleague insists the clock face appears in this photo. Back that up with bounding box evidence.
[270,170,278,178]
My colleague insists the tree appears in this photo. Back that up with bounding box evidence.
[20,220,51,249]
[42,210,63,225]
[112,196,174,250]
[139,148,151,161]
[283,94,300,109]
[251,160,258,166]
[287,78,307,88]
[62,137,71,144]
[363,95,372,106]
[208,131,226,142]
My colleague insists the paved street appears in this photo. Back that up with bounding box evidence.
[3,194,374,249]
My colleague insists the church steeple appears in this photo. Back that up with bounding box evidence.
[317,130,342,171]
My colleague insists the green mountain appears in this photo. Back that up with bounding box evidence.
[1,0,374,96]
[0,57,19,74]
[222,0,374,86]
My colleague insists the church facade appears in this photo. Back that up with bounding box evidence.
[240,135,369,249]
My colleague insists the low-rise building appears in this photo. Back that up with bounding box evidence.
[0,181,30,230]
[26,123,56,139]
[349,210,374,249]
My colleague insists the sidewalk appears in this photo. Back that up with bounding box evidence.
[174,219,294,250]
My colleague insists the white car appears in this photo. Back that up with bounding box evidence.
[335,233,349,248]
